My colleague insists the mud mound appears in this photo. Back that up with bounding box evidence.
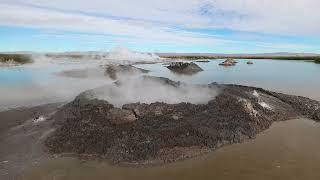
[166,62,203,75]
[45,77,320,165]
[105,64,149,80]
[219,59,238,66]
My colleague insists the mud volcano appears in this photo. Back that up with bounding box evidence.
[166,62,203,75]
[45,76,320,165]
[105,64,149,80]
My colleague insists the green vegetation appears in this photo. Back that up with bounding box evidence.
[162,55,320,61]
[45,54,85,59]
[314,58,320,64]
[0,54,32,64]
[225,56,320,60]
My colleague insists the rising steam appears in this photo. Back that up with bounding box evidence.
[106,46,161,64]
[88,76,218,107]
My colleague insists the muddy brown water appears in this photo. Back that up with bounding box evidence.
[21,119,320,180]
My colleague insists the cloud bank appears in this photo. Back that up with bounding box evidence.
[0,0,319,52]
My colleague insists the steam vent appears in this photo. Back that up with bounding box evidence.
[45,76,320,165]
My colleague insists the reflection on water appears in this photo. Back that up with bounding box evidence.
[23,119,320,180]
[1,59,320,109]
[0,60,112,110]
[0,68,33,86]
[136,59,320,101]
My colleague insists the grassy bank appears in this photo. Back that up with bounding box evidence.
[45,54,85,59]
[0,54,33,64]
[162,55,320,61]
[225,56,320,61]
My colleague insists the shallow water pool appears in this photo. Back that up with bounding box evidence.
[1,59,320,110]
[136,59,320,101]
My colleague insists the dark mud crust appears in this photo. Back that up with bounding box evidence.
[44,78,320,165]
[105,65,149,80]
[166,62,203,75]
[195,60,210,63]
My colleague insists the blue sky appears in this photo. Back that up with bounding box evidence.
[1,0,320,53]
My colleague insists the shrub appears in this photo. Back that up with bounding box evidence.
[0,54,32,64]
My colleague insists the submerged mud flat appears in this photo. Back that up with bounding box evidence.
[0,103,63,179]
[44,76,320,165]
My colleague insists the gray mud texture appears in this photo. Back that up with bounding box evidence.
[44,77,320,165]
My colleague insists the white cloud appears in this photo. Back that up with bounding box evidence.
[3,0,320,35]
[199,0,320,35]
[0,2,225,47]
[0,0,319,52]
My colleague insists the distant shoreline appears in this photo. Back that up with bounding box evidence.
[160,55,320,61]
[1,52,319,63]
[0,54,33,64]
